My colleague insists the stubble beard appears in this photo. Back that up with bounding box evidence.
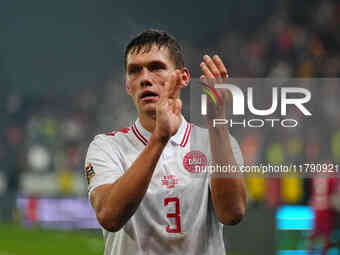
[139,103,157,121]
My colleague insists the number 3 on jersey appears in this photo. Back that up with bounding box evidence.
[164,197,181,233]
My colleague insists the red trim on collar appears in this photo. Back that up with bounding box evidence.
[132,122,191,147]
[180,124,191,147]
[132,124,148,146]
[180,123,189,146]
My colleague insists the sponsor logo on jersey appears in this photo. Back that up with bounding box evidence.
[85,163,95,184]
[183,150,207,173]
[161,175,178,188]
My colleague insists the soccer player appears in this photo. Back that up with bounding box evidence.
[309,171,339,254]
[85,29,247,255]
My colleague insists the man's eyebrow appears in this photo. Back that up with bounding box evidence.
[127,60,167,69]
[147,60,167,68]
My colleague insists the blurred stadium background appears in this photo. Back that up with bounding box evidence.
[1,0,340,254]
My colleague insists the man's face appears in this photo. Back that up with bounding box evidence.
[125,45,177,115]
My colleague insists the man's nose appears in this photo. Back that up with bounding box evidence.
[140,68,153,87]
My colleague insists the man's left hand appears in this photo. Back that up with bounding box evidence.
[200,55,232,122]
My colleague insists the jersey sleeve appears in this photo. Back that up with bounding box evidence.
[85,135,124,199]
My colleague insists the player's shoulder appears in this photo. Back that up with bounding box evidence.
[104,127,131,139]
[89,127,132,149]
[190,123,208,138]
[188,123,210,148]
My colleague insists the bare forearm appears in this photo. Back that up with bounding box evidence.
[208,127,247,225]
[94,134,167,231]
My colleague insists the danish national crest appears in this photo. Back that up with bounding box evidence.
[183,150,207,173]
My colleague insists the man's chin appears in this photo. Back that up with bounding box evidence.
[139,104,156,115]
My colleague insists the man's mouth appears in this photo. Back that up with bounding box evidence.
[140,91,159,101]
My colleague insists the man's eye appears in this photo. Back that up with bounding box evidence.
[129,66,141,74]
[150,63,164,71]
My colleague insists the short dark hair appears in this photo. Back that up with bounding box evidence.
[124,29,184,70]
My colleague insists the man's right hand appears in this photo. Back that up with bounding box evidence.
[153,70,183,143]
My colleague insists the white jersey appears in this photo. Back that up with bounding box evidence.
[85,117,244,255]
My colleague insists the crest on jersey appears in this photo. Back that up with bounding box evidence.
[183,150,207,173]
[85,163,96,184]
[161,175,178,189]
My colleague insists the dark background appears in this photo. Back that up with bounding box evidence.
[1,0,340,254]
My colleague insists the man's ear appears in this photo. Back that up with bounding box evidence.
[179,67,190,88]
[125,85,131,96]
[125,79,132,96]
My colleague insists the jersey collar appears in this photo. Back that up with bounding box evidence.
[132,116,191,147]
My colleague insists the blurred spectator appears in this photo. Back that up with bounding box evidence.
[309,170,339,254]
[0,124,24,221]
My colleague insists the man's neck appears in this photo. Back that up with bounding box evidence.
[138,112,183,134]
[139,112,156,133]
